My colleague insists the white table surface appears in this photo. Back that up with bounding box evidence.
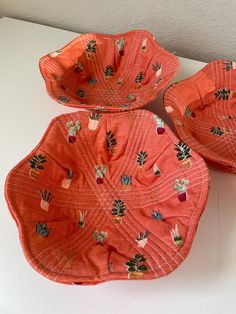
[0,17,235,314]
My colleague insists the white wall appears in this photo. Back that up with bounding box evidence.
[0,0,235,62]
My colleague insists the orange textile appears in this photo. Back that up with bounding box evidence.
[164,60,236,174]
[5,110,209,285]
[39,30,179,112]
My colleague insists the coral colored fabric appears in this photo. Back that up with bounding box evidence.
[164,60,236,174]
[39,30,179,112]
[5,110,209,285]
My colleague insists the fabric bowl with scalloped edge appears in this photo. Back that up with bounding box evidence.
[164,60,236,174]
[5,109,209,285]
[39,30,179,112]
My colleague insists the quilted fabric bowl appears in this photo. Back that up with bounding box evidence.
[164,60,236,174]
[5,110,209,285]
[39,30,179,112]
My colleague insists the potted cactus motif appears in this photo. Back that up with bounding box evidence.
[215,88,236,100]
[210,126,224,136]
[136,230,150,248]
[86,40,97,59]
[175,141,192,168]
[137,151,148,167]
[174,179,189,202]
[152,62,162,78]
[107,130,117,154]
[78,210,87,228]
[116,38,125,56]
[127,93,137,103]
[223,61,236,71]
[76,89,86,99]
[74,61,83,73]
[104,66,115,79]
[117,77,123,87]
[28,154,46,178]
[184,107,196,118]
[112,199,126,224]
[170,224,183,246]
[135,71,145,88]
[153,114,165,134]
[59,95,70,103]
[88,77,97,87]
[36,223,51,237]
[88,113,101,130]
[61,169,74,189]
[93,230,108,245]
[95,164,106,184]
[126,254,148,279]
[152,210,164,221]
[153,163,161,176]
[141,38,147,52]
[39,189,52,211]
[66,120,81,143]
[120,175,132,187]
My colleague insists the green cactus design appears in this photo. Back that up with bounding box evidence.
[59,96,70,103]
[137,151,148,166]
[36,223,51,237]
[86,40,97,54]
[76,89,86,98]
[120,175,132,185]
[104,66,114,79]
[175,141,191,161]
[125,254,148,273]
[215,88,230,100]
[112,199,126,217]
[29,154,46,170]
[210,126,224,136]
[93,230,108,245]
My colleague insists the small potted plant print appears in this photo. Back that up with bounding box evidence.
[135,71,145,88]
[170,224,183,246]
[152,210,164,221]
[175,141,192,168]
[95,164,106,184]
[88,113,101,130]
[215,88,236,100]
[223,61,236,71]
[50,49,62,58]
[76,89,86,99]
[116,38,125,56]
[127,94,137,103]
[28,154,46,178]
[120,175,132,187]
[36,223,51,237]
[117,77,123,88]
[93,230,108,245]
[152,62,162,78]
[39,189,52,211]
[59,95,70,103]
[66,120,81,143]
[78,210,87,228]
[74,61,83,73]
[210,126,224,136]
[136,230,150,248]
[88,77,97,87]
[107,130,117,154]
[61,169,74,189]
[112,199,126,224]
[86,40,97,59]
[153,163,161,177]
[153,114,165,134]
[137,151,148,167]
[104,66,115,79]
[141,38,147,52]
[126,254,148,279]
[173,179,189,202]
[184,107,196,118]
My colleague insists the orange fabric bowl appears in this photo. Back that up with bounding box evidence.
[39,30,179,112]
[5,110,209,285]
[164,60,236,174]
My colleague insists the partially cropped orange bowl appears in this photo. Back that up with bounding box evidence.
[40,29,179,112]
[164,60,236,174]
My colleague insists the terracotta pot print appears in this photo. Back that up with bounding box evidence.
[128,272,144,279]
[29,168,40,178]
[181,159,192,169]
[61,169,74,189]
[88,113,101,130]
[136,230,150,248]
[113,216,122,224]
[28,154,46,178]
[39,189,52,211]
[126,254,148,279]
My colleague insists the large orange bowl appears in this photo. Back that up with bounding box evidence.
[164,60,236,174]
[39,30,179,112]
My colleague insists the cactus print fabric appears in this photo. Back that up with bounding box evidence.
[39,30,179,112]
[164,59,236,174]
[5,110,209,285]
